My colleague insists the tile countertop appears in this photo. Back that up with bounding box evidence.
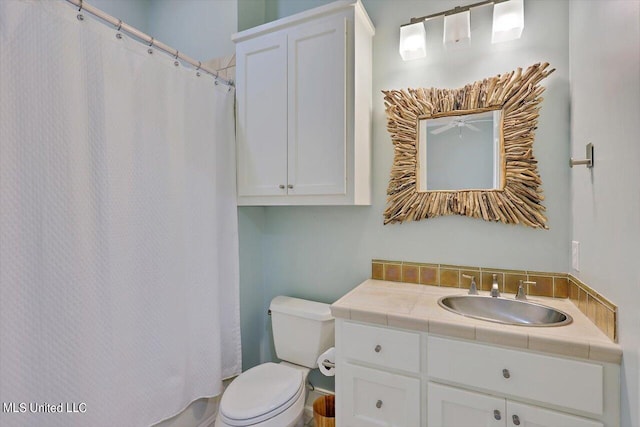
[330,279,622,364]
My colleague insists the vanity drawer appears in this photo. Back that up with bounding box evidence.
[427,336,604,415]
[342,321,420,373]
[341,362,420,427]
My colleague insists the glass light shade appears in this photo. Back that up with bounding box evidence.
[492,0,524,43]
[399,22,426,61]
[443,11,471,49]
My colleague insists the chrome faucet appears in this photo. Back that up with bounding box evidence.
[490,274,500,297]
[515,280,537,301]
[462,274,478,295]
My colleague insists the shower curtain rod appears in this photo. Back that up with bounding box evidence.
[66,0,234,87]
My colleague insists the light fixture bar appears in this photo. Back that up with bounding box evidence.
[403,0,509,27]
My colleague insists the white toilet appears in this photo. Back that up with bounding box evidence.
[216,296,335,427]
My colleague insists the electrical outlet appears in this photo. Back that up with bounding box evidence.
[572,241,580,271]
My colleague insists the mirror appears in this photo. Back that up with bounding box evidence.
[418,109,503,192]
[382,62,554,228]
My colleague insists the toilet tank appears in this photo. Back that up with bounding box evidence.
[269,296,335,368]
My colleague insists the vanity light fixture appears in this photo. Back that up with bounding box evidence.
[399,21,427,61]
[444,8,471,49]
[492,0,524,43]
[399,0,523,61]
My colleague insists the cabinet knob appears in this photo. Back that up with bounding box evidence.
[493,410,501,420]
[376,400,383,409]
[374,344,382,353]
[287,184,293,189]
[512,415,521,425]
[279,184,285,189]
[502,368,510,379]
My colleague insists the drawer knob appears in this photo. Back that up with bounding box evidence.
[279,184,285,189]
[374,344,382,353]
[376,400,383,409]
[512,414,521,425]
[494,410,501,420]
[502,368,511,379]
[287,184,294,189]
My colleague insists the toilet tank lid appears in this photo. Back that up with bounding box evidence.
[270,296,333,321]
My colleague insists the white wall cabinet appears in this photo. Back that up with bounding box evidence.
[233,2,374,205]
[335,319,620,427]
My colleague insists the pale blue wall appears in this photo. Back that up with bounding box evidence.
[238,0,572,392]
[238,0,268,32]
[89,0,236,60]
[89,0,151,32]
[146,0,236,59]
[569,2,640,425]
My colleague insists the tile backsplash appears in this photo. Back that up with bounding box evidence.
[371,259,617,342]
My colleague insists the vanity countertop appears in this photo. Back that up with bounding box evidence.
[331,279,622,364]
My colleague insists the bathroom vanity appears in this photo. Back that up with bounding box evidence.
[331,280,621,427]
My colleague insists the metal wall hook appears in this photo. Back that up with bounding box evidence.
[570,143,594,168]
[78,0,83,12]
[148,37,155,47]
[115,19,123,31]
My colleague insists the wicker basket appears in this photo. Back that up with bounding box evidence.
[312,395,335,427]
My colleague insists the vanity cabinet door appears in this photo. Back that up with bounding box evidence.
[428,383,604,427]
[235,30,288,197]
[428,382,505,427]
[342,362,420,427]
[506,401,604,427]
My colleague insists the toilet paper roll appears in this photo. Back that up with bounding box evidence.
[317,347,336,377]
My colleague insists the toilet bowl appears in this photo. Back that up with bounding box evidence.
[215,296,334,427]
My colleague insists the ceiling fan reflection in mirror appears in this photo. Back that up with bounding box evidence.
[429,117,492,136]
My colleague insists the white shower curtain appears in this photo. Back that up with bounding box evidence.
[0,1,241,426]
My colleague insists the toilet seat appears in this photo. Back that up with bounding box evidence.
[219,362,304,426]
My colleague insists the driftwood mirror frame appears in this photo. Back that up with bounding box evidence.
[383,62,554,229]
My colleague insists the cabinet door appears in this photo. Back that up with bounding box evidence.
[287,14,347,196]
[342,362,420,427]
[428,382,505,427]
[236,31,288,196]
[507,401,603,427]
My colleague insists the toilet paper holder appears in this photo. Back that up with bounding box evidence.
[321,359,335,369]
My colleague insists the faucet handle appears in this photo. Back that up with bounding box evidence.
[516,280,536,300]
[462,274,478,295]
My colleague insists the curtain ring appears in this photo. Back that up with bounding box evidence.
[148,37,154,47]
[116,19,123,31]
[78,0,83,12]
[174,50,179,60]
[195,61,202,71]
